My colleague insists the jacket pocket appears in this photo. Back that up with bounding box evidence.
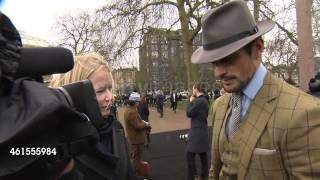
[247,151,288,180]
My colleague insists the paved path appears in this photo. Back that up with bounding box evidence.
[118,106,212,134]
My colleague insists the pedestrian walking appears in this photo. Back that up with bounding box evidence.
[170,90,178,113]
[156,91,165,118]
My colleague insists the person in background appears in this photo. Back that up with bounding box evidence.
[124,92,151,176]
[213,89,221,100]
[191,1,320,179]
[50,53,139,180]
[186,83,210,180]
[156,91,165,118]
[219,87,226,96]
[137,93,151,147]
[170,90,178,113]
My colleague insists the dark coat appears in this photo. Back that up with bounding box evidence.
[156,94,165,106]
[137,101,149,122]
[170,93,178,104]
[75,115,141,180]
[186,95,209,153]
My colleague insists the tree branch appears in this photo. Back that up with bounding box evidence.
[259,10,298,46]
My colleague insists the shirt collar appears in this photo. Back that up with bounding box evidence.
[242,63,267,100]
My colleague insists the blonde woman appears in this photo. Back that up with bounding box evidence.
[50,53,139,180]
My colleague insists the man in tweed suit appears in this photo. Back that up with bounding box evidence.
[191,1,320,180]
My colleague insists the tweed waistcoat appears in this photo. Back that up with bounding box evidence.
[218,106,248,180]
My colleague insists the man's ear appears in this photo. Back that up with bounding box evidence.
[253,37,264,60]
[256,38,265,52]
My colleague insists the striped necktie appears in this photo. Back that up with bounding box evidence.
[228,92,242,140]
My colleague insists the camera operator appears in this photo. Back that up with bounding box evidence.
[308,72,320,97]
[50,53,140,180]
[0,11,108,180]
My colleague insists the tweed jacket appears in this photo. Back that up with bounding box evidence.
[209,72,320,180]
[124,106,146,145]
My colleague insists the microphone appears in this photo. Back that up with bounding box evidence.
[16,47,74,78]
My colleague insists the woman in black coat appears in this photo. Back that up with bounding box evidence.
[50,53,140,180]
[186,83,209,180]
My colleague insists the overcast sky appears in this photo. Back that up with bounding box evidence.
[1,0,105,43]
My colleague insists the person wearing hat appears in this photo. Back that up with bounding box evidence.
[191,1,320,180]
[124,92,151,176]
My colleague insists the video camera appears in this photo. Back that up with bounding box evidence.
[0,12,104,179]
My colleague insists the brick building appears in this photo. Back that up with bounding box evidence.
[137,28,214,92]
[113,67,137,95]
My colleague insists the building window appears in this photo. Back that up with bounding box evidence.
[152,50,158,58]
[151,35,158,44]
[152,44,157,51]
[171,46,175,54]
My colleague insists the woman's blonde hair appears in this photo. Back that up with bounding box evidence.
[50,52,112,87]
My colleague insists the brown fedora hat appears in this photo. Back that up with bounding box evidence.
[191,0,275,64]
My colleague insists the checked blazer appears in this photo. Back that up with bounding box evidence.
[209,72,320,180]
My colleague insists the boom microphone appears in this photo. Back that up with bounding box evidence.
[16,47,74,78]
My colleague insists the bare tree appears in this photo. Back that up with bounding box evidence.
[264,28,298,85]
[53,0,320,89]
[296,0,315,91]
[312,0,320,56]
[97,0,225,88]
[55,11,95,55]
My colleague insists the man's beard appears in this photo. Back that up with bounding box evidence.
[223,77,250,93]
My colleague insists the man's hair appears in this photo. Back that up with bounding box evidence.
[242,37,263,55]
[49,52,112,87]
[193,82,207,93]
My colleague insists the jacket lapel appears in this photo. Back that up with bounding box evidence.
[238,72,281,180]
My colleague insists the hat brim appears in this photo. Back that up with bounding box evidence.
[191,20,275,64]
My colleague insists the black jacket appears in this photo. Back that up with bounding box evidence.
[186,95,209,153]
[75,114,141,180]
[137,101,149,122]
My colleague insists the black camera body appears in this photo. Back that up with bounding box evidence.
[0,12,103,178]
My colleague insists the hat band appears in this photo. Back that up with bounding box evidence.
[203,26,259,50]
